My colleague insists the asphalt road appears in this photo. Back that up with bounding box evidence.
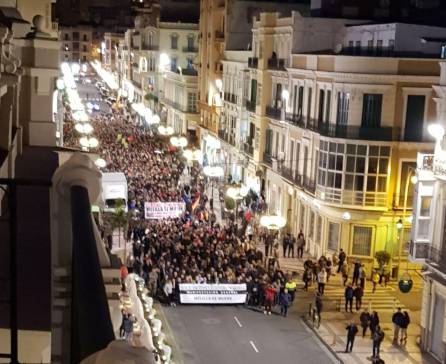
[76,79,112,114]
[163,305,337,364]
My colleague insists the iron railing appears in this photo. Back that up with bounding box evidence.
[267,57,286,70]
[248,57,258,68]
[265,105,282,120]
[245,100,256,112]
[183,46,198,53]
[243,142,254,156]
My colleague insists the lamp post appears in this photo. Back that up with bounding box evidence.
[226,185,249,225]
[170,136,188,149]
[260,215,287,231]
[396,167,417,277]
[158,125,174,136]
[203,165,224,200]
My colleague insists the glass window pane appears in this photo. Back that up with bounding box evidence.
[336,155,343,171]
[368,158,378,174]
[330,142,337,152]
[335,173,342,188]
[357,145,367,155]
[379,158,388,174]
[345,174,354,189]
[367,176,376,192]
[337,144,344,154]
[329,155,335,169]
[420,196,432,217]
[380,146,390,156]
[327,172,335,187]
[347,144,356,154]
[328,222,340,251]
[346,156,355,172]
[369,146,379,156]
[356,157,365,173]
[377,177,387,192]
[355,175,364,191]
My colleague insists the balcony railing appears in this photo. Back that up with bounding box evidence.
[303,176,316,194]
[183,46,198,53]
[263,152,273,166]
[285,113,305,128]
[248,57,258,69]
[426,246,446,275]
[265,105,282,120]
[224,93,237,104]
[306,119,400,142]
[267,57,286,70]
[342,46,440,59]
[243,142,254,156]
[245,100,256,112]
[141,44,159,50]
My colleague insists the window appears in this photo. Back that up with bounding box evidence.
[171,57,177,71]
[318,141,343,189]
[420,196,432,217]
[404,95,426,142]
[82,45,87,52]
[316,216,322,244]
[325,90,331,123]
[345,144,366,192]
[362,94,382,128]
[187,35,194,49]
[295,142,300,174]
[388,39,395,52]
[398,161,417,205]
[376,40,383,55]
[187,93,197,112]
[307,88,312,122]
[367,40,373,53]
[73,42,79,51]
[64,33,69,41]
[366,146,390,193]
[318,89,325,123]
[352,226,373,256]
[336,92,349,125]
[348,40,354,48]
[309,211,315,239]
[355,41,361,53]
[171,34,178,49]
[299,204,306,231]
[83,34,88,42]
[297,86,304,117]
[265,129,273,155]
[328,222,340,251]
[73,32,79,41]
[187,58,193,69]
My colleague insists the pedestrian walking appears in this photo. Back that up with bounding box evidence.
[297,230,305,259]
[372,325,385,358]
[264,283,277,315]
[372,270,380,293]
[370,311,380,337]
[303,267,311,291]
[279,288,292,317]
[400,311,410,345]
[317,268,327,295]
[282,233,290,258]
[359,264,366,289]
[344,284,354,313]
[345,322,358,353]
[341,261,349,286]
[285,278,297,302]
[353,285,364,311]
[337,248,346,273]
[315,292,323,322]
[326,257,333,282]
[352,261,361,286]
[392,307,405,342]
[288,235,296,258]
[360,309,371,337]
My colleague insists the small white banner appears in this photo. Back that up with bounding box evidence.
[179,283,247,304]
[144,202,186,219]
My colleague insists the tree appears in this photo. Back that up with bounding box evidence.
[224,196,235,210]
[107,200,130,261]
[375,250,391,269]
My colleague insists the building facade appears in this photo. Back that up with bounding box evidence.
[411,62,446,364]
[59,25,99,63]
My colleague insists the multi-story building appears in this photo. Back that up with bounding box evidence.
[103,32,124,73]
[116,1,200,122]
[197,0,309,161]
[59,25,99,63]
[220,10,446,273]
[411,62,446,364]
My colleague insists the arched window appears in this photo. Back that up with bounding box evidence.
[140,57,148,72]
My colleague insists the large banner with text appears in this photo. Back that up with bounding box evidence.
[179,283,247,304]
[144,202,186,219]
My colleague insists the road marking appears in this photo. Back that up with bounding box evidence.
[234,316,242,328]
[249,340,259,353]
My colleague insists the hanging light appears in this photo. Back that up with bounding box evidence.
[158,125,174,136]
[170,136,188,148]
[260,215,286,230]
[95,158,107,168]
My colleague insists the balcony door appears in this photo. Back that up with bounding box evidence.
[336,91,349,126]
[275,83,282,109]
[250,79,257,104]
[404,95,425,142]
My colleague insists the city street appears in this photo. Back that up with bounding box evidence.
[162,305,338,364]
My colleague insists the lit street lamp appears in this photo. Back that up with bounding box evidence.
[183,148,203,162]
[203,165,224,199]
[260,215,287,230]
[226,185,249,223]
[79,136,99,149]
[95,158,107,168]
[75,122,93,134]
[158,125,174,136]
[170,136,188,148]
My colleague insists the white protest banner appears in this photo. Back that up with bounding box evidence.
[144,202,185,219]
[179,283,247,304]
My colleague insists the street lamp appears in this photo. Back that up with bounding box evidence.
[396,166,417,277]
[95,158,107,168]
[203,165,224,199]
[75,123,93,134]
[184,149,203,162]
[158,125,174,136]
[170,136,188,148]
[79,136,99,149]
[260,215,287,230]
[428,123,445,141]
[226,185,249,224]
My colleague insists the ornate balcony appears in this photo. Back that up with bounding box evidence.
[245,100,256,112]
[248,57,258,69]
[265,105,282,120]
[267,58,286,70]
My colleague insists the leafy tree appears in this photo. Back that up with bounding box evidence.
[224,196,236,210]
[107,200,130,260]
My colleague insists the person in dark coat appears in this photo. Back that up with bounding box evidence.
[400,311,410,345]
[360,309,371,337]
[345,322,359,353]
[279,288,292,317]
[315,292,323,322]
[352,261,361,286]
[370,311,380,337]
[372,325,385,358]
[392,307,405,342]
[344,284,354,313]
[337,248,346,273]
[353,285,364,311]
